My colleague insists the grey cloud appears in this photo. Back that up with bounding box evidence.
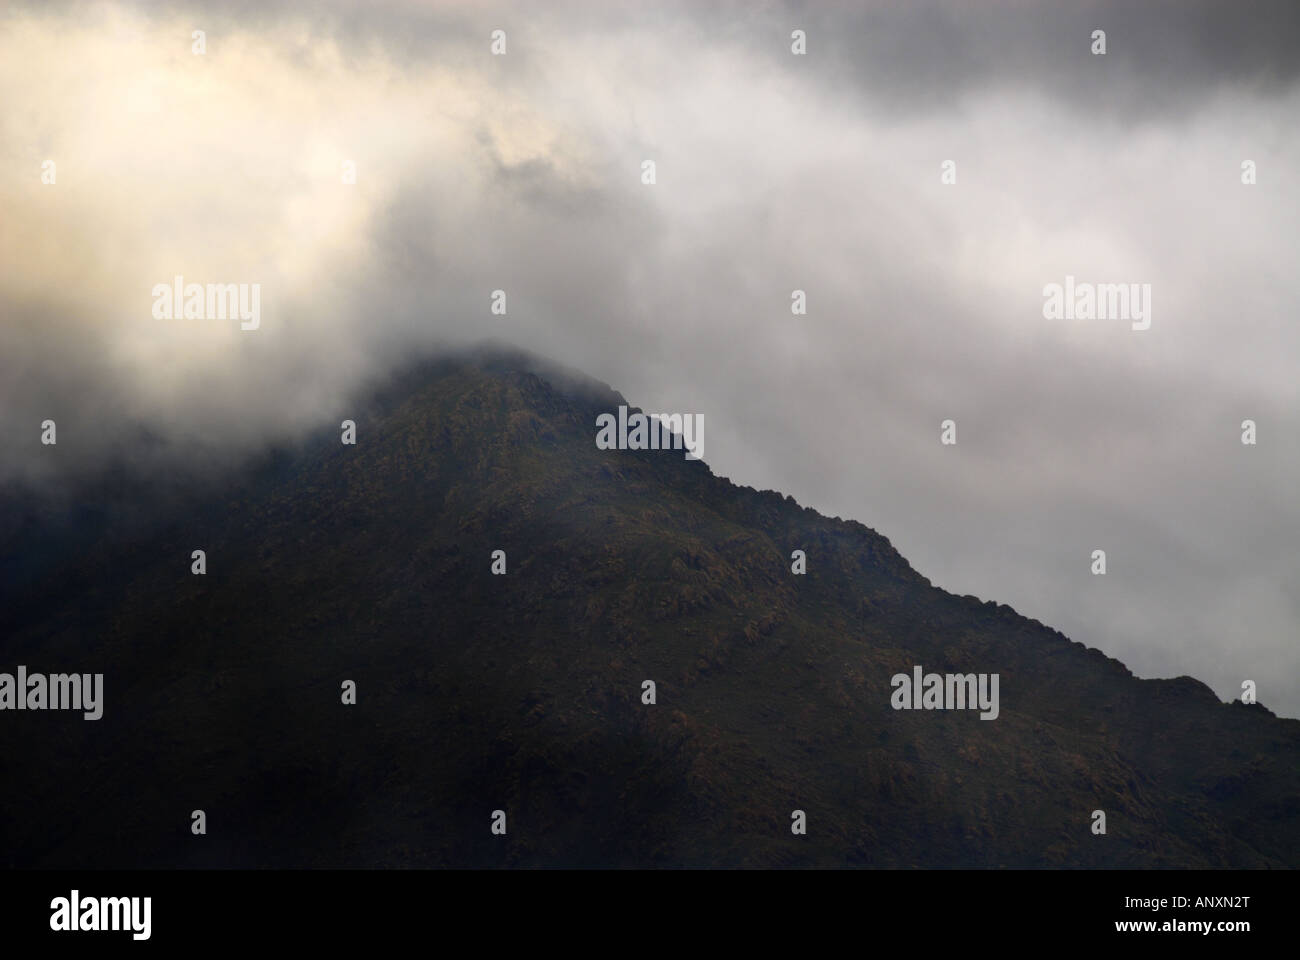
[46,0,1299,115]
[2,0,1298,718]
[773,0,1300,118]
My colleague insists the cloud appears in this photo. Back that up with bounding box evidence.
[2,0,1298,715]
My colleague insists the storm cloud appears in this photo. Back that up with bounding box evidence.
[2,0,1298,714]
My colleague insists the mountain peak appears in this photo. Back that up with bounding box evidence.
[1,349,1296,868]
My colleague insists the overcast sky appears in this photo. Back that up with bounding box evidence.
[2,0,1298,715]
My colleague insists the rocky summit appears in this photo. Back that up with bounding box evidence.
[1,348,1296,868]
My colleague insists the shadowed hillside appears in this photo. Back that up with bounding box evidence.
[1,348,1296,868]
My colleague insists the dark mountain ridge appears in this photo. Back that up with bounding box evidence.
[1,346,1296,867]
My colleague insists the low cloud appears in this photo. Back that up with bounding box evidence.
[2,0,1298,715]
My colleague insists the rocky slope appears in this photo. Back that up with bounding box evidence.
[1,348,1296,867]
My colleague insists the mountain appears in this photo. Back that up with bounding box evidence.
[1,347,1297,868]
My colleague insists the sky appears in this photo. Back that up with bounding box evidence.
[2,0,1298,715]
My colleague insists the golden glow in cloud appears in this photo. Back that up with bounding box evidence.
[0,4,571,413]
